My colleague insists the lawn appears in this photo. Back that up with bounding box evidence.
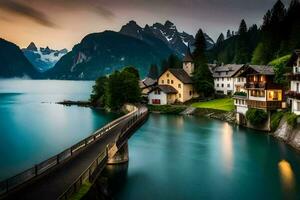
[191,98,234,111]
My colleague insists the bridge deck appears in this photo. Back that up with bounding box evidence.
[2,107,147,200]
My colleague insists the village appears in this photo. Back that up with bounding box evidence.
[140,48,300,132]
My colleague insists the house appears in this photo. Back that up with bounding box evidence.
[234,65,285,128]
[148,47,197,105]
[212,64,246,95]
[139,77,157,96]
[286,50,300,115]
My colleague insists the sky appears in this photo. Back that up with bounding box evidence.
[0,0,291,50]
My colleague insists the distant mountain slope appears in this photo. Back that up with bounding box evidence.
[0,38,39,78]
[120,20,215,56]
[45,31,173,80]
[22,42,68,72]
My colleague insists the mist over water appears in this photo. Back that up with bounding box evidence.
[0,80,118,180]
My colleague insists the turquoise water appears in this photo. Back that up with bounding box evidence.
[0,80,118,180]
[103,114,300,200]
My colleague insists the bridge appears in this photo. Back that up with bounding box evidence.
[0,105,148,200]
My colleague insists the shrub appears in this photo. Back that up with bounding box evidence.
[270,111,284,131]
[246,108,268,125]
[285,113,298,128]
[233,91,247,96]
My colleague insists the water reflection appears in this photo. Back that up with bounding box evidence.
[221,123,234,174]
[278,160,296,195]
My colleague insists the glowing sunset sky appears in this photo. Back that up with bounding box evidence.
[0,0,290,50]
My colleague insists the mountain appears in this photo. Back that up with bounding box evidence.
[0,38,39,78]
[45,31,173,80]
[22,42,68,72]
[120,20,215,56]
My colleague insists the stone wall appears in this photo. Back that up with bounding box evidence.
[272,118,300,152]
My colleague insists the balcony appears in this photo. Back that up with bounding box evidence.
[244,82,282,90]
[286,90,300,100]
[246,100,282,110]
[286,73,300,81]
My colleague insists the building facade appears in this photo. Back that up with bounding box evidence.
[234,65,285,128]
[148,47,197,105]
[213,64,246,95]
[287,50,300,115]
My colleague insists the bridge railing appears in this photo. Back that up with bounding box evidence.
[0,106,140,196]
[58,150,108,200]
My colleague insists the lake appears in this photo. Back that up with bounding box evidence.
[0,80,118,180]
[100,114,300,200]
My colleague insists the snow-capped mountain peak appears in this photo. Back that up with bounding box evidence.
[22,43,68,72]
[120,20,215,56]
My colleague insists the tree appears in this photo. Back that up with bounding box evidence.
[91,68,141,110]
[192,28,214,97]
[90,76,108,106]
[160,54,181,72]
[226,30,232,39]
[123,66,140,79]
[234,19,250,63]
[238,19,248,35]
[216,33,225,46]
[148,64,159,79]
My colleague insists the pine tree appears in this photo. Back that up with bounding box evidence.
[234,19,250,63]
[238,19,248,35]
[216,33,225,46]
[147,64,159,79]
[192,29,214,97]
[226,30,232,39]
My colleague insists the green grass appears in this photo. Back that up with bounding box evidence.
[147,105,187,114]
[69,181,92,200]
[191,98,234,111]
[268,54,291,66]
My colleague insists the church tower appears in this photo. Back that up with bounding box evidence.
[182,46,194,76]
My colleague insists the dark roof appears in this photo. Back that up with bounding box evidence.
[143,77,157,87]
[287,49,300,67]
[150,85,178,94]
[248,65,274,75]
[212,64,245,78]
[168,68,193,84]
[237,65,274,77]
[183,46,193,62]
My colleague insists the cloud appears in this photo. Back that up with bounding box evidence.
[0,0,57,28]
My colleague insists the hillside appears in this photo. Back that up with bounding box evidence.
[45,31,173,80]
[0,38,39,78]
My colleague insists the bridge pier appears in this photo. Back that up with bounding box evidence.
[107,142,129,165]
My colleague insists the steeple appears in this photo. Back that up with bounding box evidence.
[183,45,193,63]
[182,45,194,76]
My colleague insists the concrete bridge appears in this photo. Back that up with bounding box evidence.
[0,105,148,200]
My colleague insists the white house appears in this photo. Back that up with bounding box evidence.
[287,50,300,115]
[148,85,178,105]
[212,64,246,95]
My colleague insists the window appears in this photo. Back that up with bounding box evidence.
[238,78,240,82]
[227,78,230,81]
[178,84,181,88]
[161,80,164,84]
[189,91,192,96]
[154,89,161,95]
[167,73,169,77]
[227,84,230,88]
[221,84,224,88]
[179,93,181,98]
[226,71,228,75]
[297,83,299,92]
[171,80,174,84]
[217,84,219,87]
[297,102,300,111]
[217,78,219,81]
[167,79,170,84]
[222,78,224,81]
